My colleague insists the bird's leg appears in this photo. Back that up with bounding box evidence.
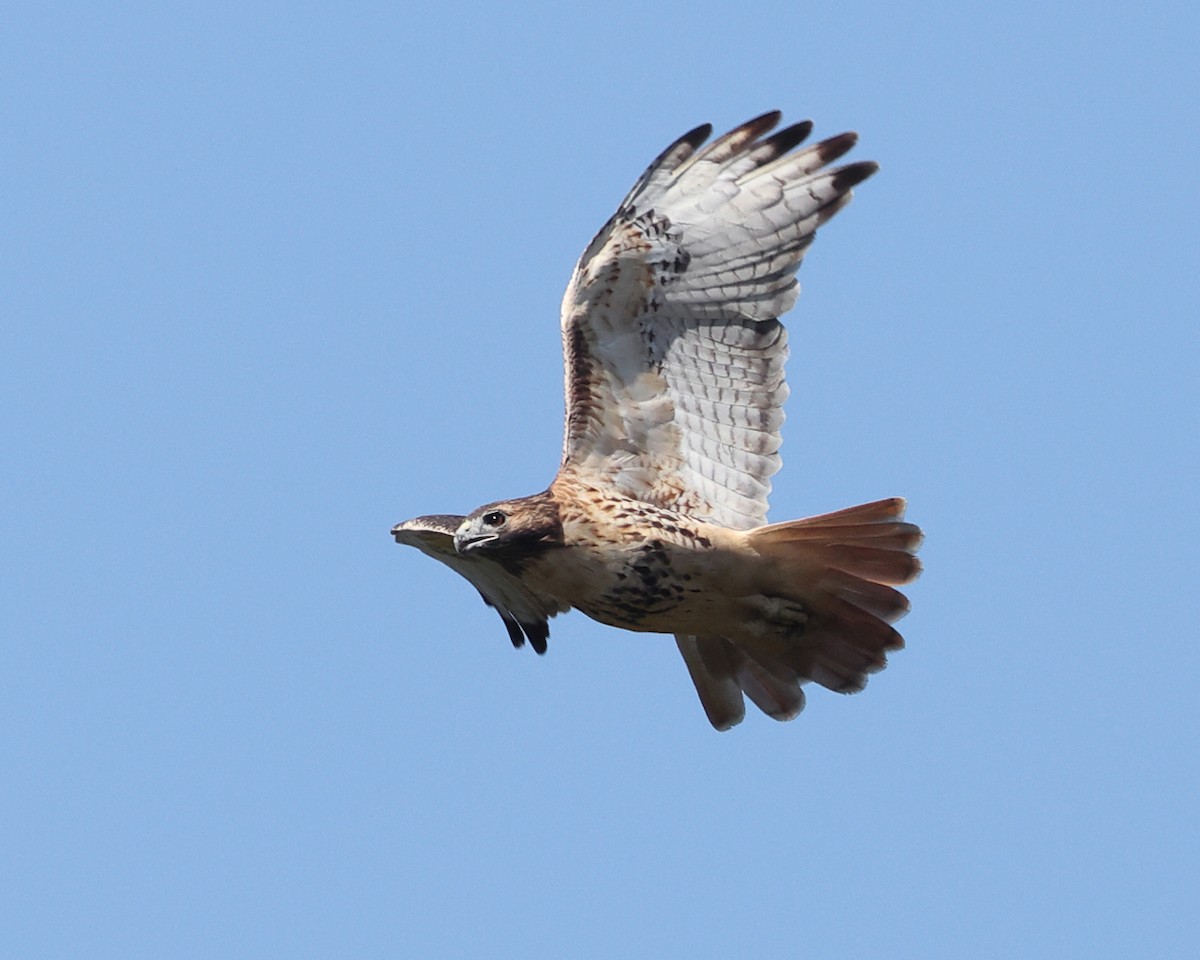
[750,595,810,638]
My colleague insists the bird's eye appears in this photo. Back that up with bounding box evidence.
[482,510,507,528]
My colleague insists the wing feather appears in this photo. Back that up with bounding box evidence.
[559,113,877,529]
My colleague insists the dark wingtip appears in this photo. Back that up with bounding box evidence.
[481,593,527,649]
[813,131,861,167]
[682,121,714,148]
[522,620,549,655]
[832,160,880,191]
[745,109,783,133]
[481,595,549,654]
[501,615,525,649]
[763,120,814,157]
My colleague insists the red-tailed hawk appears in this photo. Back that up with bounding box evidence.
[393,111,922,730]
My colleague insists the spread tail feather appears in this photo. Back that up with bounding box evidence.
[674,499,920,730]
[745,497,923,696]
[675,634,806,731]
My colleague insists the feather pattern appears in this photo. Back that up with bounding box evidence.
[559,111,877,530]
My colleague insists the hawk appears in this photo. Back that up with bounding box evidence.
[393,111,922,730]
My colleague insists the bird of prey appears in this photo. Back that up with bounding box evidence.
[392,111,922,730]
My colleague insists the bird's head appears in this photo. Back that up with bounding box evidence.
[454,492,564,560]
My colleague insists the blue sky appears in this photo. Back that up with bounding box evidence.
[4,2,1197,957]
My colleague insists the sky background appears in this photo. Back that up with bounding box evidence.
[4,2,1197,957]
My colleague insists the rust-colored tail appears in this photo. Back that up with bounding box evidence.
[745,497,923,695]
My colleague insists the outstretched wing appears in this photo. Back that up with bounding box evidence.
[391,515,569,654]
[559,111,877,530]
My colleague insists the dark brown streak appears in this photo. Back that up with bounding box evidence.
[562,321,597,464]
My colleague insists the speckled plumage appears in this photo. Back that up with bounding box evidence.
[392,112,922,730]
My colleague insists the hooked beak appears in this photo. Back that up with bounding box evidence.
[453,520,498,555]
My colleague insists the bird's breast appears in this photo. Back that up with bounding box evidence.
[521,507,746,633]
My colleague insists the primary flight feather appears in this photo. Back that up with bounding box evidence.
[392,111,922,730]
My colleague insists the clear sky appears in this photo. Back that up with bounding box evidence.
[4,2,1197,957]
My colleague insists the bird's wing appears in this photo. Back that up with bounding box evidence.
[559,111,876,530]
[391,514,569,654]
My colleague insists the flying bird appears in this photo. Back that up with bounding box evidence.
[392,111,922,730]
